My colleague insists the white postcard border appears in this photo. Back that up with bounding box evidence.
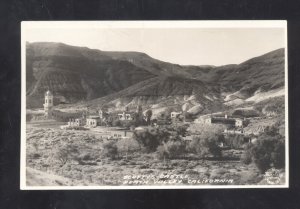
[20,20,288,190]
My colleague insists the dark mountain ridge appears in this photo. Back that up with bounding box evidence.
[26,42,285,112]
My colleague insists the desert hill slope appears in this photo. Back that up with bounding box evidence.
[26,42,285,113]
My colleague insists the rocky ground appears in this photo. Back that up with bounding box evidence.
[25,126,267,187]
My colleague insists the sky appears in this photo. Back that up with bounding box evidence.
[23,22,286,66]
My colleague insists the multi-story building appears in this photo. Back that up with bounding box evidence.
[195,114,246,128]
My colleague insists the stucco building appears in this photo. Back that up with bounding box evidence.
[86,115,100,127]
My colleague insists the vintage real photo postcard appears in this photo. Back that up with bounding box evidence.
[21,21,288,189]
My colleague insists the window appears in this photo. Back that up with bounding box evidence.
[49,99,51,103]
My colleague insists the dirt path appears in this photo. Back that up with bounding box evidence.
[26,167,75,186]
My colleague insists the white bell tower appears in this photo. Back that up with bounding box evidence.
[43,90,53,118]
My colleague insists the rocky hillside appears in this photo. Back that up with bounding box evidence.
[26,42,156,107]
[26,42,285,114]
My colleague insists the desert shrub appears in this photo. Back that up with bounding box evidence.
[133,128,170,152]
[32,153,41,158]
[120,120,136,129]
[185,169,199,176]
[26,113,33,122]
[112,120,121,127]
[183,112,194,121]
[164,140,186,159]
[116,138,140,158]
[76,126,88,131]
[216,168,227,175]
[102,141,118,160]
[264,125,281,137]
[157,145,169,160]
[190,135,222,159]
[271,142,285,168]
[172,124,189,137]
[242,134,285,173]
[127,161,136,165]
[171,161,179,166]
[55,144,79,166]
[134,129,158,152]
[224,134,245,149]
[27,152,41,159]
[188,123,225,136]
[241,145,252,165]
[142,169,154,174]
[157,140,186,159]
[112,167,123,172]
[186,161,198,169]
[118,160,127,166]
[80,153,92,161]
[138,164,150,169]
[174,160,189,168]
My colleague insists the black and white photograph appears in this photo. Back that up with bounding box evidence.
[21,21,288,189]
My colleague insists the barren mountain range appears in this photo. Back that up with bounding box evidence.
[26,42,285,114]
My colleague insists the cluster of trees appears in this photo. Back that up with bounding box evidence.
[52,110,82,122]
[188,135,222,159]
[133,127,172,152]
[102,141,118,160]
[111,119,136,129]
[55,123,285,176]
[157,140,186,160]
[96,122,226,161]
[98,125,191,160]
[132,124,223,160]
[223,134,245,149]
[241,126,285,173]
